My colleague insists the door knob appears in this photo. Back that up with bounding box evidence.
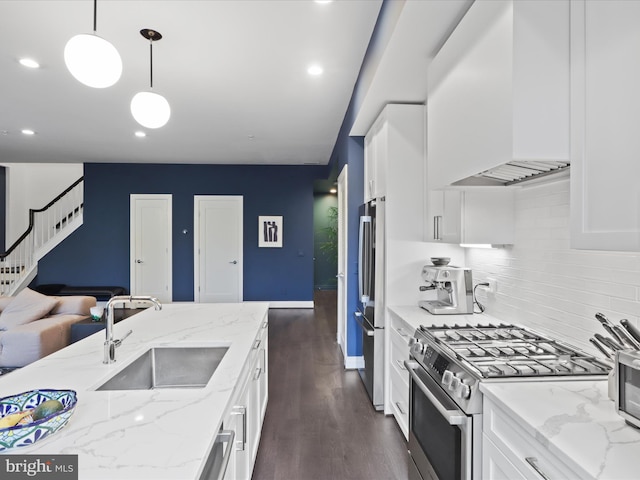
[229,260,238,264]
[136,259,144,264]
[336,273,345,278]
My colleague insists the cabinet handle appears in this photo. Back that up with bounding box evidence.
[253,339,261,350]
[253,366,262,381]
[231,406,246,451]
[395,402,406,415]
[395,359,407,370]
[525,457,550,480]
[434,215,443,241]
[262,321,268,329]
[213,430,235,480]
[396,327,409,338]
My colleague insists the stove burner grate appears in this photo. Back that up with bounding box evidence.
[419,323,611,379]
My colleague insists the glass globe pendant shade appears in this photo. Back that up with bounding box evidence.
[130,91,171,129]
[64,33,122,88]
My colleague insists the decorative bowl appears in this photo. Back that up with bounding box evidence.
[0,389,77,451]
[430,257,451,266]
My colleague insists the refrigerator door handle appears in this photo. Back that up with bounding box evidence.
[358,214,372,304]
[354,311,374,337]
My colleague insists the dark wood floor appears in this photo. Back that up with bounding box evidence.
[252,290,409,480]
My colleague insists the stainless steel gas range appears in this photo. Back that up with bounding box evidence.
[405,323,611,480]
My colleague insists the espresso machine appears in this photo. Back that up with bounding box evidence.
[418,265,474,314]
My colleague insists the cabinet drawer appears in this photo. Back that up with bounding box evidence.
[484,399,581,480]
[389,367,409,439]
[389,326,411,384]
[482,433,527,480]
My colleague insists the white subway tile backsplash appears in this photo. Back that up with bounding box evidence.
[465,178,640,353]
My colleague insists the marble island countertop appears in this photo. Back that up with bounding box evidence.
[0,302,269,480]
[481,380,640,480]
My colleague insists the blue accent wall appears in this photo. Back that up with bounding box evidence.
[328,113,365,358]
[36,163,326,302]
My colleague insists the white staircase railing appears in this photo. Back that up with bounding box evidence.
[0,177,84,296]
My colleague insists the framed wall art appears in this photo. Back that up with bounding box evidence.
[258,216,282,248]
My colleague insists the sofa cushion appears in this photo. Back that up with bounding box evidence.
[50,296,96,316]
[0,288,58,331]
[0,296,13,312]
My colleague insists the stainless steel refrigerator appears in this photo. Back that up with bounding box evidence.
[355,199,384,410]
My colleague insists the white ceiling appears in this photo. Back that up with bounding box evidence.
[0,0,382,165]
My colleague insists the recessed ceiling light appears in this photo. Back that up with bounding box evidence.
[307,64,323,76]
[315,0,333,4]
[135,131,146,138]
[19,58,40,69]
[21,129,35,135]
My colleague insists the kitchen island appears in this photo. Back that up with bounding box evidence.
[0,302,269,480]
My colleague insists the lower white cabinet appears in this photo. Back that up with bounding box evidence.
[387,310,412,439]
[222,321,269,480]
[483,398,579,480]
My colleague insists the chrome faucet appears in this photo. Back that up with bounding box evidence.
[103,295,162,364]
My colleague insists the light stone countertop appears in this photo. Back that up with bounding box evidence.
[388,305,639,480]
[0,302,269,480]
[480,380,640,480]
[387,304,501,332]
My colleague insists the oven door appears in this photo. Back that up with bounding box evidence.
[405,360,472,480]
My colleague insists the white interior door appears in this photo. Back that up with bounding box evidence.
[194,196,243,302]
[337,166,348,359]
[130,194,172,303]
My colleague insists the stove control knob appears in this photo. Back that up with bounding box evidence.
[442,370,454,387]
[456,383,471,400]
[410,340,427,356]
[449,376,461,391]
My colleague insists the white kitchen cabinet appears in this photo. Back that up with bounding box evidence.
[223,323,268,480]
[386,309,413,439]
[364,104,426,241]
[427,0,569,190]
[364,117,387,202]
[428,189,515,245]
[482,434,527,480]
[570,0,640,251]
[483,398,581,480]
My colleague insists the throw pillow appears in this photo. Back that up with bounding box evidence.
[0,287,58,331]
[50,296,96,316]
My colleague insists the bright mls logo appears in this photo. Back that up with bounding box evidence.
[2,455,77,479]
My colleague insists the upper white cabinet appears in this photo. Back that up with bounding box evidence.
[364,104,426,241]
[428,189,515,245]
[427,0,570,190]
[570,1,640,251]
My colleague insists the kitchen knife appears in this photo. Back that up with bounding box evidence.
[621,319,640,345]
[594,333,623,352]
[613,324,640,350]
[595,312,626,344]
[590,337,612,359]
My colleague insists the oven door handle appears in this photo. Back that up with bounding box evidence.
[404,360,467,426]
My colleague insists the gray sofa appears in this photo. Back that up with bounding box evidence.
[0,287,96,367]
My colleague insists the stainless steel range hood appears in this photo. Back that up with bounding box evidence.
[451,161,570,187]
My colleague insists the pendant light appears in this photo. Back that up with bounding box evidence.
[130,29,171,129]
[64,0,122,88]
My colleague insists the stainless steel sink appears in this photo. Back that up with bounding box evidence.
[96,346,229,391]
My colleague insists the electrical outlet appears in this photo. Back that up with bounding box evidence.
[487,277,498,294]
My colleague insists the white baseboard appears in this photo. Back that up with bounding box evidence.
[268,301,314,309]
[344,355,364,370]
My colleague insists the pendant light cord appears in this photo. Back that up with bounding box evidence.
[93,0,97,32]
[149,41,154,89]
